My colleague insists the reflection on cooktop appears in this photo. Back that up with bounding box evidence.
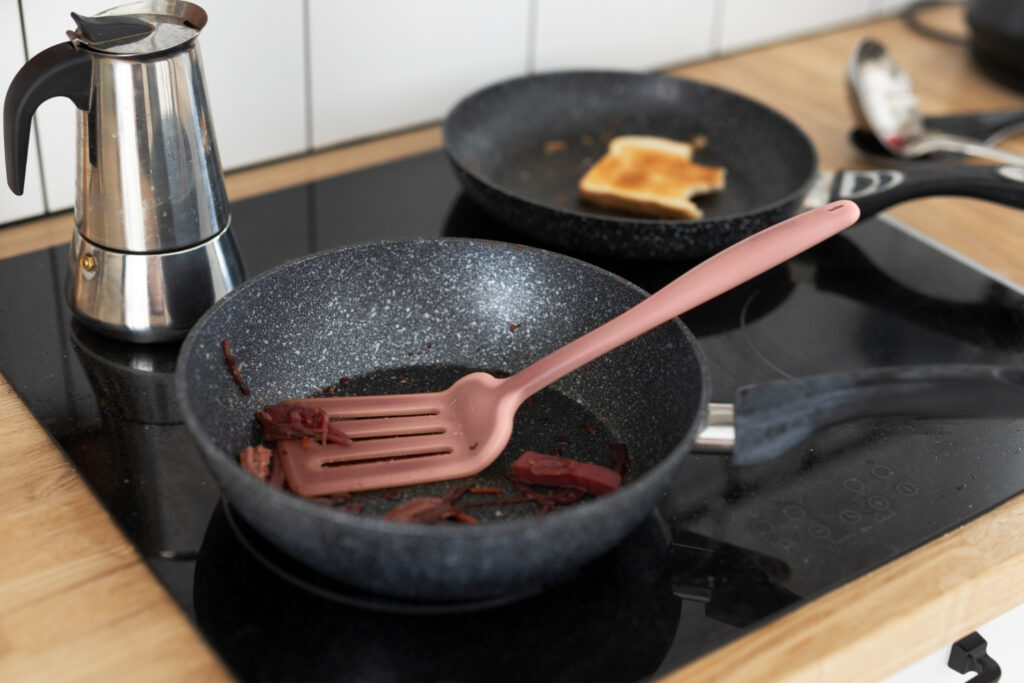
[196,505,680,683]
[1,150,1024,681]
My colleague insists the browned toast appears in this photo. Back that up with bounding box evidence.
[578,135,726,219]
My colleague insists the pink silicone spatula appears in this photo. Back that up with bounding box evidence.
[275,201,861,495]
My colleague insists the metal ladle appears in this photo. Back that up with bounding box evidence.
[848,38,1024,164]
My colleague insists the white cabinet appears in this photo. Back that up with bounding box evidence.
[0,1,46,225]
[533,0,716,72]
[718,0,876,53]
[19,0,308,214]
[308,0,530,149]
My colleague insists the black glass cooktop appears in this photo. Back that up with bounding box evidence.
[2,150,1024,682]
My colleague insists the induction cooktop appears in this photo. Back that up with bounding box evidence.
[1,150,1023,682]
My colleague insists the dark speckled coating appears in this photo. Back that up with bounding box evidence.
[176,239,709,601]
[444,71,818,260]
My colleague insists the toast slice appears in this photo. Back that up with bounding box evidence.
[578,135,726,219]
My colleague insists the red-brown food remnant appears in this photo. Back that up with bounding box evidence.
[383,497,443,521]
[221,338,251,396]
[442,482,474,504]
[257,403,353,445]
[469,487,503,495]
[511,451,621,496]
[239,445,274,481]
[543,139,567,154]
[382,497,477,524]
[503,474,587,515]
[509,323,521,332]
[268,456,286,489]
[608,443,631,476]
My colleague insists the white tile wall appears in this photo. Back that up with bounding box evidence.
[877,0,923,15]
[532,0,716,72]
[0,0,931,226]
[18,0,306,214]
[197,0,306,169]
[0,1,46,225]
[718,0,876,53]
[308,0,530,148]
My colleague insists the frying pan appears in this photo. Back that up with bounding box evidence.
[444,71,1024,259]
[176,239,1024,602]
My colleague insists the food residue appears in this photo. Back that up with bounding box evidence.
[221,338,251,396]
[236,371,631,524]
[543,139,568,154]
[510,451,621,496]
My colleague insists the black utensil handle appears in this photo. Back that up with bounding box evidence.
[4,42,91,195]
[928,109,1024,142]
[827,165,1024,218]
[948,632,1001,683]
[727,365,1024,467]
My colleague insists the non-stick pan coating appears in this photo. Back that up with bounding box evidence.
[177,239,709,601]
[444,71,818,259]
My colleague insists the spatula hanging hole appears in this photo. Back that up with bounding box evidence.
[321,449,455,468]
[348,427,447,442]
[332,410,440,421]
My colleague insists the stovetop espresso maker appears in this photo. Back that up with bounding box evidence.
[4,1,243,342]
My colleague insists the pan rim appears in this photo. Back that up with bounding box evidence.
[442,68,820,233]
[176,237,712,541]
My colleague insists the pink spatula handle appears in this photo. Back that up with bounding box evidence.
[503,201,861,401]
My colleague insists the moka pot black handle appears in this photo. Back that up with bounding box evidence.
[4,41,91,195]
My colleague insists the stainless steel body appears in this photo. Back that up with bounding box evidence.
[4,1,243,342]
[69,223,244,342]
[75,37,228,252]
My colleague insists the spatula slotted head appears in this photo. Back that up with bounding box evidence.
[275,372,517,494]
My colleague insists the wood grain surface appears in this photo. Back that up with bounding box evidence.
[2,5,1024,681]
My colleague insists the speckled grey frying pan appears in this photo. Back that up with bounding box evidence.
[444,71,1024,260]
[177,239,708,602]
[176,239,1024,603]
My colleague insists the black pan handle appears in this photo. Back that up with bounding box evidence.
[718,365,1024,467]
[825,165,1024,218]
[4,41,92,195]
[928,109,1024,143]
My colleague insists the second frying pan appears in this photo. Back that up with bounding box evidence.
[444,71,1024,259]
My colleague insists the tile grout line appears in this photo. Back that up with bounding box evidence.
[710,0,726,57]
[16,0,51,214]
[302,0,314,151]
[525,0,538,74]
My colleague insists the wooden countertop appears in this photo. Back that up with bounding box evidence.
[3,5,1024,681]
